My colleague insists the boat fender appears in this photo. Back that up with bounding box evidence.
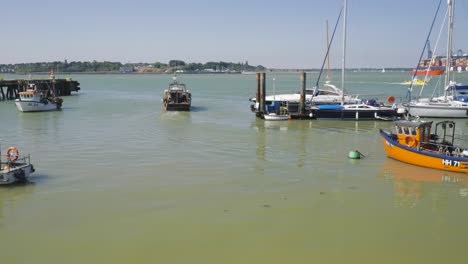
[404,136,417,148]
[387,96,395,104]
[6,147,19,162]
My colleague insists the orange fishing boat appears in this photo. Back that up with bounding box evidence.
[411,68,445,75]
[380,119,468,173]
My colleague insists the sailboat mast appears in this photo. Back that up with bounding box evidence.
[341,0,347,104]
[326,20,331,82]
[445,0,454,90]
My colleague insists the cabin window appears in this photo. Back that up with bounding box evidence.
[403,127,409,135]
[397,127,403,134]
[410,127,417,135]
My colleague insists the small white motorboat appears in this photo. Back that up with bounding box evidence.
[264,113,289,121]
[0,146,35,185]
[15,83,63,112]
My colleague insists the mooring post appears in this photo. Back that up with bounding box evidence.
[260,72,266,116]
[300,71,306,115]
[7,87,14,100]
[256,72,261,115]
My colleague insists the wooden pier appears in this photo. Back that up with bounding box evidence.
[0,78,80,101]
[254,72,315,120]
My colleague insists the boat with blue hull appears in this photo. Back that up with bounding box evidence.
[312,100,400,121]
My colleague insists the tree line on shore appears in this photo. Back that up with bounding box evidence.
[0,60,266,74]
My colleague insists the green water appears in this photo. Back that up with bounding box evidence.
[1,72,468,263]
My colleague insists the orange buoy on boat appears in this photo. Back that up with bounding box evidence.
[387,95,395,104]
[6,147,19,161]
[404,136,417,148]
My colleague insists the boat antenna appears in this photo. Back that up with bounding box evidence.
[273,78,276,101]
[314,7,343,96]
[407,0,442,100]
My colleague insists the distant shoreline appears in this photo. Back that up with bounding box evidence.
[0,69,417,75]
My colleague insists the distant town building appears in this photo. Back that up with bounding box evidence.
[119,67,134,73]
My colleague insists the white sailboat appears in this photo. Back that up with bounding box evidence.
[249,10,360,109]
[406,0,468,118]
[312,0,400,120]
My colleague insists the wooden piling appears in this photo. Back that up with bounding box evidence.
[300,72,306,115]
[256,72,261,116]
[259,72,266,116]
[0,78,80,101]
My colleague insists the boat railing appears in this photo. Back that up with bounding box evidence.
[0,154,31,167]
[422,140,467,157]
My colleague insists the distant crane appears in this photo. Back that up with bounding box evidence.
[427,40,433,59]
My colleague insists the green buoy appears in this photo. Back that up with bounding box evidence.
[348,150,362,159]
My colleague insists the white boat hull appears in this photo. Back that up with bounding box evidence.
[264,113,289,120]
[407,102,468,118]
[15,100,59,112]
[0,164,34,185]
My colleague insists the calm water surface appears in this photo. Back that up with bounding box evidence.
[1,72,468,263]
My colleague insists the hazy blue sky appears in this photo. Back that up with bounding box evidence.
[1,0,467,68]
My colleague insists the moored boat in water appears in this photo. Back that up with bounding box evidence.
[0,146,35,185]
[263,113,289,121]
[312,98,402,121]
[309,0,401,121]
[401,78,428,86]
[15,83,63,112]
[162,76,191,111]
[404,0,468,118]
[380,119,468,173]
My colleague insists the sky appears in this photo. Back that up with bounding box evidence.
[1,0,467,69]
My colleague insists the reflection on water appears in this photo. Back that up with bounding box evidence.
[381,158,468,208]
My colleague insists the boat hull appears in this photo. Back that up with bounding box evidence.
[407,103,468,118]
[380,130,468,173]
[312,108,399,120]
[163,103,191,111]
[15,100,59,112]
[411,69,445,76]
[264,114,289,120]
[0,164,34,185]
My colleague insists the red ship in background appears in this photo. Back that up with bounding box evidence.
[411,68,445,75]
[412,41,468,74]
